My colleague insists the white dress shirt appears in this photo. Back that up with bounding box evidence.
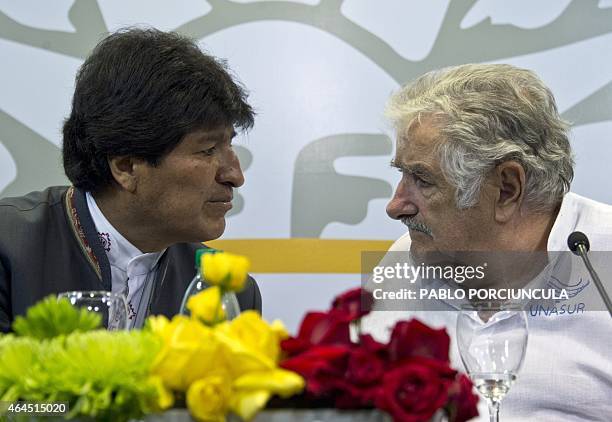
[86,192,165,328]
[363,193,612,421]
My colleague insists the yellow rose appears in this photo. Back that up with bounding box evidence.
[214,314,279,378]
[201,252,250,292]
[230,370,304,420]
[151,316,228,391]
[217,311,288,365]
[146,375,175,411]
[229,390,271,422]
[234,369,305,398]
[187,286,225,324]
[214,330,273,378]
[187,375,232,422]
[146,315,171,341]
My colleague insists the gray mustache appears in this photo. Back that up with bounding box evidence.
[401,217,433,236]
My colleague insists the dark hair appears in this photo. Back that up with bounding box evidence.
[62,27,254,192]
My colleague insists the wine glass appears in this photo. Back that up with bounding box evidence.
[58,291,130,330]
[456,304,528,422]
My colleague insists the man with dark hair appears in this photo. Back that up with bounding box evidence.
[0,28,261,332]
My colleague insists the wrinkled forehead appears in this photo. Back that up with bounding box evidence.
[394,115,445,165]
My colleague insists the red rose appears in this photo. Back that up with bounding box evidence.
[332,288,374,321]
[446,374,479,422]
[331,347,385,408]
[281,311,351,356]
[388,319,450,363]
[281,289,376,358]
[359,333,387,355]
[375,357,456,422]
[333,379,381,409]
[345,348,384,386]
[338,335,387,406]
[281,345,351,396]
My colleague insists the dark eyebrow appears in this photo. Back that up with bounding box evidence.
[197,129,236,144]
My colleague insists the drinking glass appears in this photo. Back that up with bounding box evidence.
[178,248,242,321]
[179,282,241,321]
[58,291,129,330]
[456,304,528,422]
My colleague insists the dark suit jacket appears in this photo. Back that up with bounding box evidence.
[0,186,262,333]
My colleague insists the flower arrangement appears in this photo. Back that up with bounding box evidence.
[148,251,304,421]
[0,252,478,422]
[0,252,303,422]
[0,296,168,421]
[279,288,480,422]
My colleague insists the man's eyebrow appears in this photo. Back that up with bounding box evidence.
[390,160,433,176]
[198,129,236,143]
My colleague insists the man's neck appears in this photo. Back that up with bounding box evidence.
[512,205,561,252]
[92,189,167,253]
[486,205,561,289]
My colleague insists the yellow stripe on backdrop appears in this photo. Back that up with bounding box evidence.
[206,239,393,273]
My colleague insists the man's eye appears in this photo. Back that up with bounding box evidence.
[200,147,216,156]
[396,168,433,188]
[414,174,433,188]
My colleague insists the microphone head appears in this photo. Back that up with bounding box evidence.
[567,231,590,255]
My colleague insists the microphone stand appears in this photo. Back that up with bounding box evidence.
[575,244,612,318]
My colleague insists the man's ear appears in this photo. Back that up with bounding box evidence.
[492,161,525,223]
[108,156,139,192]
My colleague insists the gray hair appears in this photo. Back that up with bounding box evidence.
[386,63,574,212]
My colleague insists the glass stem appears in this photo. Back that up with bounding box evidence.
[488,401,500,422]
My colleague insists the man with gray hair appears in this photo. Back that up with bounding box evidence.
[386,63,575,255]
[364,64,612,420]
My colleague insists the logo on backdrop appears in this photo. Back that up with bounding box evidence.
[0,1,611,239]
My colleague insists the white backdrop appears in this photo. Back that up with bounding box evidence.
[1,0,611,332]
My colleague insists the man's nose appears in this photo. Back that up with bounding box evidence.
[386,179,418,220]
[217,149,245,188]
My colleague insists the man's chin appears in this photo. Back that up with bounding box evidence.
[409,242,452,265]
[408,235,435,254]
[196,218,226,243]
[409,243,432,263]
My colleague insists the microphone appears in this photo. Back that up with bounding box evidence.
[567,231,612,317]
[567,231,590,255]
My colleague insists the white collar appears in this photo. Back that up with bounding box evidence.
[546,192,580,251]
[85,192,165,275]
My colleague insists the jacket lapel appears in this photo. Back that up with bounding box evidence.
[64,186,112,290]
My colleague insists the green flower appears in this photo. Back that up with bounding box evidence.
[0,329,167,422]
[12,296,101,339]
